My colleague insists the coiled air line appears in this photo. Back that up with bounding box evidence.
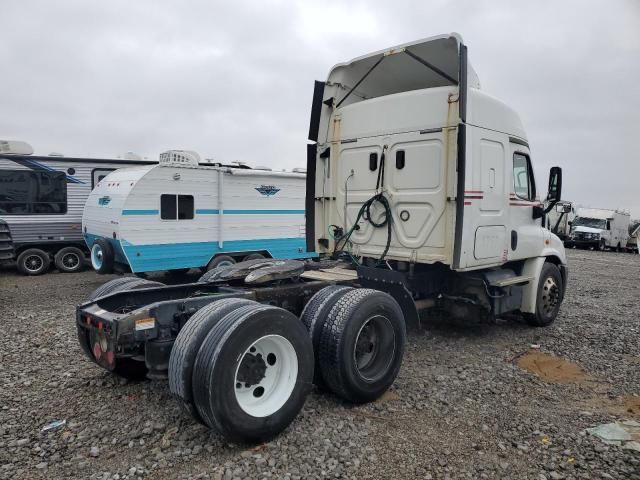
[331,146,393,266]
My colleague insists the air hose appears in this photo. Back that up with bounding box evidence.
[332,146,393,266]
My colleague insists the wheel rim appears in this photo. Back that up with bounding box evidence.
[541,276,560,316]
[217,259,234,268]
[23,254,44,273]
[91,244,103,270]
[353,315,396,382]
[234,334,298,417]
[62,252,80,269]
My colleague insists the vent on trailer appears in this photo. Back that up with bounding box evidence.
[0,140,33,155]
[159,150,201,167]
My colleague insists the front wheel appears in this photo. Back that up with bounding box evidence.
[524,263,563,327]
[598,239,606,251]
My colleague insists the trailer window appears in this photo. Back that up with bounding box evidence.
[160,194,194,220]
[0,169,67,215]
[513,153,535,201]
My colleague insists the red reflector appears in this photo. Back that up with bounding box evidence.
[97,321,103,330]
[112,232,117,239]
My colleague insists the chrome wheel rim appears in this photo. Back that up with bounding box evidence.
[541,276,560,316]
[62,252,80,269]
[24,254,44,273]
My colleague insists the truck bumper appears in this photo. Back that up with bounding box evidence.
[565,239,598,249]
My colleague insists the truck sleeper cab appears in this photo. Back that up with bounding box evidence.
[75,34,568,443]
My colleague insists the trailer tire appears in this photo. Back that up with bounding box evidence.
[91,239,115,274]
[54,246,85,273]
[192,304,313,442]
[300,285,353,387]
[168,298,257,423]
[524,262,563,327]
[318,288,406,403]
[16,248,51,275]
[206,255,236,271]
[243,253,265,261]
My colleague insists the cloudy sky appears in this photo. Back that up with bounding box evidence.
[1,1,639,215]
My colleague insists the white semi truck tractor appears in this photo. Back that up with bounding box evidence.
[75,33,567,443]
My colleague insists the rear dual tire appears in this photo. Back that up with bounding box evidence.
[316,289,406,403]
[190,304,314,443]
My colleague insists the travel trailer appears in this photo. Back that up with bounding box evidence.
[546,201,575,241]
[0,140,155,275]
[82,150,315,275]
[566,207,630,251]
[75,34,567,443]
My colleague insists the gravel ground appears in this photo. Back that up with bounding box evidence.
[0,249,638,480]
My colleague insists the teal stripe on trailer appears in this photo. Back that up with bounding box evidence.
[122,209,159,215]
[120,237,316,272]
[195,209,220,214]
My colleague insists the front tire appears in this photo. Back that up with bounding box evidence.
[192,304,313,442]
[16,248,51,275]
[206,255,236,271]
[524,262,563,327]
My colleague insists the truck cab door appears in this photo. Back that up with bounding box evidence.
[507,145,543,260]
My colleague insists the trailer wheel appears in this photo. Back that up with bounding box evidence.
[168,298,257,423]
[243,253,265,261]
[91,239,115,274]
[300,285,353,386]
[54,246,85,273]
[318,288,406,403]
[192,304,313,442]
[16,248,51,275]
[206,255,236,271]
[524,262,563,327]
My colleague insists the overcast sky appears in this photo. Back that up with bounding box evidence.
[1,1,639,215]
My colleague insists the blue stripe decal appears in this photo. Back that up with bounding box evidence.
[119,237,316,272]
[223,209,305,215]
[26,159,86,184]
[122,209,159,215]
[195,209,220,214]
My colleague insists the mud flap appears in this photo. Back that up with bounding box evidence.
[356,266,420,330]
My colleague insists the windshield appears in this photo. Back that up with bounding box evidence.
[573,217,606,229]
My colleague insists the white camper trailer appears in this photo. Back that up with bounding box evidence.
[567,207,630,251]
[0,140,155,275]
[82,150,315,274]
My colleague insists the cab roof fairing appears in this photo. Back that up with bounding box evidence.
[315,33,479,145]
[325,33,479,108]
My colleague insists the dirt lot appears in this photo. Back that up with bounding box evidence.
[1,249,639,480]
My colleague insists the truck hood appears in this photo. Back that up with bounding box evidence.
[573,226,602,234]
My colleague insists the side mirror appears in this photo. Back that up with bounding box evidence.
[546,166,562,203]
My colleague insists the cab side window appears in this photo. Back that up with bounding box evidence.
[513,153,536,201]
